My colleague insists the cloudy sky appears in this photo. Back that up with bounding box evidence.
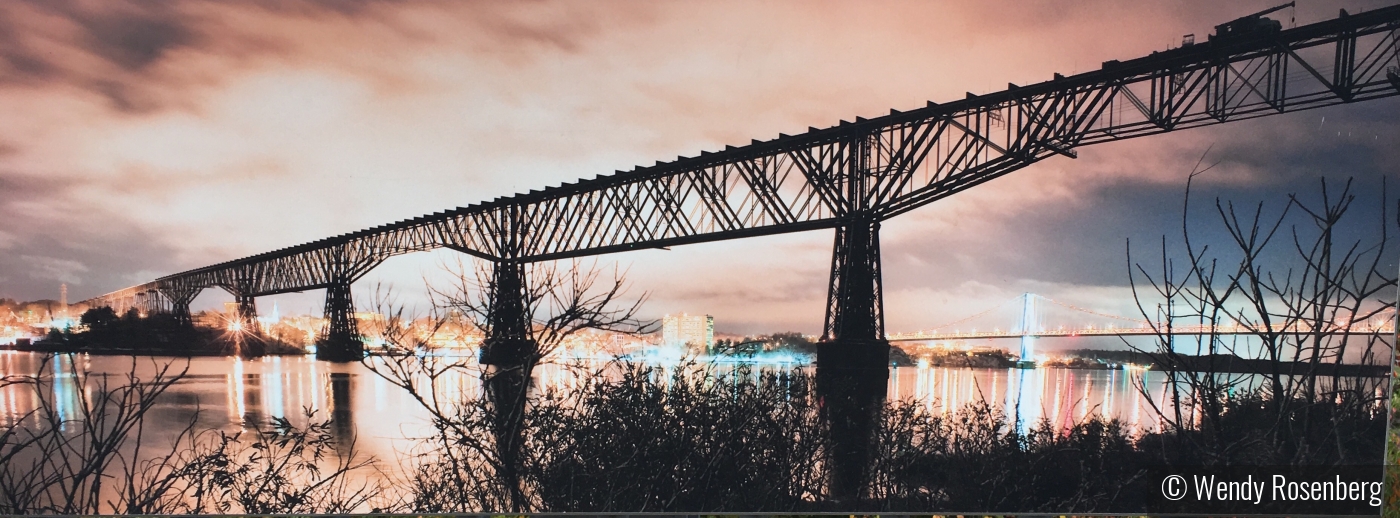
[1,0,1396,337]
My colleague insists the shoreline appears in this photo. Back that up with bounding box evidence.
[0,346,1387,377]
[0,342,309,358]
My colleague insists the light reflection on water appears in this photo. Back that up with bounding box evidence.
[893,365,1160,433]
[0,351,1375,458]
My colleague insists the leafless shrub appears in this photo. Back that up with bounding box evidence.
[125,409,383,514]
[1126,154,1394,464]
[429,256,653,366]
[357,257,653,512]
[0,354,382,514]
[0,355,187,514]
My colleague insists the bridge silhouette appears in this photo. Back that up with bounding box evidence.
[83,6,1400,365]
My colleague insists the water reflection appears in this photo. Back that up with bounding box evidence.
[242,373,264,425]
[815,366,886,505]
[891,364,1187,433]
[1,351,1272,440]
[7,357,1386,464]
[228,359,245,422]
[0,351,1386,513]
[267,358,284,419]
[485,365,532,512]
[7,351,1377,440]
[0,354,89,431]
[330,371,355,444]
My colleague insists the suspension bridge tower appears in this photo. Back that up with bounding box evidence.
[1016,293,1037,368]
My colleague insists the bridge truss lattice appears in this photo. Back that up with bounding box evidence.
[85,6,1400,363]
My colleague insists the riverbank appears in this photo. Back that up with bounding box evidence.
[2,339,308,357]
[32,309,307,358]
[1063,349,1389,377]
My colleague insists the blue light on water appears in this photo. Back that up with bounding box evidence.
[607,344,812,366]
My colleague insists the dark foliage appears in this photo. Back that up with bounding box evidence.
[37,308,303,357]
[524,364,825,512]
[919,347,1015,368]
[380,357,1383,514]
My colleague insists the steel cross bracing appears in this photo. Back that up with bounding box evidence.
[83,6,1400,349]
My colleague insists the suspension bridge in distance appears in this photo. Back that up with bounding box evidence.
[887,293,1398,342]
[81,5,1400,366]
[887,293,1397,364]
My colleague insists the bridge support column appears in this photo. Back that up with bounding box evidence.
[818,219,890,370]
[165,289,199,327]
[474,260,536,511]
[235,293,258,332]
[479,260,536,367]
[815,218,889,505]
[318,281,362,362]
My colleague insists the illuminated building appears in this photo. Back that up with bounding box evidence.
[662,313,714,351]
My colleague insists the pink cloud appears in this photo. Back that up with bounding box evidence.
[0,0,1394,335]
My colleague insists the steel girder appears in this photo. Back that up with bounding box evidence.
[83,7,1400,312]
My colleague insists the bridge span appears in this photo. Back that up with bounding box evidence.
[84,6,1400,363]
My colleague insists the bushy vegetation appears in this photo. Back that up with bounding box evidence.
[372,359,1382,513]
[389,363,826,512]
[0,352,1387,514]
[918,347,1015,368]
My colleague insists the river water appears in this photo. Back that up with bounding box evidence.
[1,350,1242,447]
[2,350,1386,512]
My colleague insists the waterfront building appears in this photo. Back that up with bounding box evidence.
[662,313,714,352]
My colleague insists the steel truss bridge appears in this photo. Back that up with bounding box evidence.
[85,6,1400,363]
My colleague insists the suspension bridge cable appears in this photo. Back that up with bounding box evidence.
[923,296,1021,331]
[1034,294,1150,324]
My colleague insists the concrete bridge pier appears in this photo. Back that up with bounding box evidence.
[318,280,362,362]
[478,260,537,368]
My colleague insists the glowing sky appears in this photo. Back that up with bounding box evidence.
[1,0,1396,336]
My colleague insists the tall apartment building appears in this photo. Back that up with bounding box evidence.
[662,313,714,351]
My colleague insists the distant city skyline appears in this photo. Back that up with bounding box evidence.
[0,1,1396,336]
